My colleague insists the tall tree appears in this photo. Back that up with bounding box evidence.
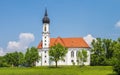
[103,39,114,59]
[25,47,40,67]
[91,38,106,65]
[91,38,118,66]
[18,52,25,66]
[49,43,68,67]
[77,49,88,66]
[77,51,82,65]
[113,38,120,74]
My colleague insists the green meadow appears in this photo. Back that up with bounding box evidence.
[0,66,116,75]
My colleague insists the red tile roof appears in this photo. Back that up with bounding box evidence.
[37,37,89,49]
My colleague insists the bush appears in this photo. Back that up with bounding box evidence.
[113,61,120,75]
[0,62,11,67]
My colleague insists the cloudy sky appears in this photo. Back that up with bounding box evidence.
[0,0,120,55]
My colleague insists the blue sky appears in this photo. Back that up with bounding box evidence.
[0,0,120,54]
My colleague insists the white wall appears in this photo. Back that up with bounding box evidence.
[36,48,90,66]
[42,23,50,48]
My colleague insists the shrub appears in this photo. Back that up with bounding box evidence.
[113,60,120,75]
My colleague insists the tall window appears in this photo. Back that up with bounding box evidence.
[45,60,46,63]
[44,26,46,31]
[45,40,46,42]
[45,51,46,53]
[71,51,74,57]
[45,43,46,46]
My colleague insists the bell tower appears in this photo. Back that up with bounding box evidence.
[42,9,50,48]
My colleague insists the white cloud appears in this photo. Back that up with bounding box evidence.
[7,33,35,52]
[0,47,5,56]
[84,34,96,46]
[115,20,120,28]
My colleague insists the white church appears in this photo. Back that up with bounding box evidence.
[36,10,90,66]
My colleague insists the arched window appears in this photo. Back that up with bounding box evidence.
[44,26,46,31]
[45,43,46,46]
[45,60,46,63]
[71,51,74,57]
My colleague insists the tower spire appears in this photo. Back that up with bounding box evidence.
[45,8,48,16]
[42,8,50,48]
[42,8,50,24]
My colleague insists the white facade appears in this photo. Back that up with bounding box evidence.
[36,48,90,66]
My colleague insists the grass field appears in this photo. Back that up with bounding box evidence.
[0,66,116,75]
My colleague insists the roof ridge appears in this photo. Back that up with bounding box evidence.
[50,37,83,38]
[59,37,83,39]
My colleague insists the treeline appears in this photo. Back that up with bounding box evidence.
[0,47,40,67]
[91,38,120,74]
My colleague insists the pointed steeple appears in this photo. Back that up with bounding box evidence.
[45,8,48,16]
[42,9,50,24]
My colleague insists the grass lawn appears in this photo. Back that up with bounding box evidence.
[0,66,116,75]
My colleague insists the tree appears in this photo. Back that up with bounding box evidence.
[4,52,17,67]
[102,39,116,65]
[77,51,82,65]
[91,38,106,65]
[91,38,115,66]
[4,52,24,67]
[18,52,25,66]
[77,50,88,66]
[103,39,113,59]
[0,56,10,67]
[49,43,68,67]
[113,38,120,74]
[25,47,40,67]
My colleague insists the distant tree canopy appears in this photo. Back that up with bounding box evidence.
[91,38,115,66]
[0,47,40,67]
[4,51,24,67]
[0,56,9,67]
[91,37,120,74]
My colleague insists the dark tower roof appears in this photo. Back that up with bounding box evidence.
[42,9,50,24]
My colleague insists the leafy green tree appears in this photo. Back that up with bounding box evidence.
[91,37,120,66]
[82,50,88,62]
[18,52,25,66]
[4,52,24,67]
[0,56,4,66]
[49,43,68,67]
[113,38,120,74]
[103,39,113,59]
[77,50,88,66]
[102,39,116,65]
[91,38,106,65]
[4,53,14,67]
[0,56,10,67]
[25,47,40,67]
[77,51,82,65]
